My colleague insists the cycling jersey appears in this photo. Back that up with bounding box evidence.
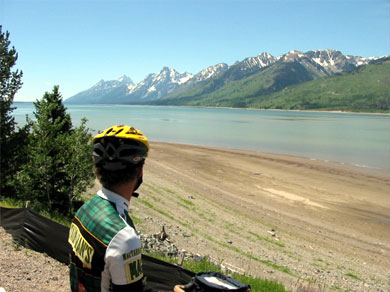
[68,188,153,292]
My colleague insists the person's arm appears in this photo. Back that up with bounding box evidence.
[103,226,152,292]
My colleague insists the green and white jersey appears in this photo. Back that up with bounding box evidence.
[69,188,147,292]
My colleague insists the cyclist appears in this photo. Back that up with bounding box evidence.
[68,125,178,292]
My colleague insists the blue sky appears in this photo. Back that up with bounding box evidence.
[2,0,389,102]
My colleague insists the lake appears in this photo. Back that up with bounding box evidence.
[12,102,390,171]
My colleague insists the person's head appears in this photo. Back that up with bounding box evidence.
[92,125,149,190]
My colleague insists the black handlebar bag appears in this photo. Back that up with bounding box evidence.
[184,272,250,292]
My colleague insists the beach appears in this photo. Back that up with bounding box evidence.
[1,141,388,292]
[129,142,389,292]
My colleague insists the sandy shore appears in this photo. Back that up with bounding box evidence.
[1,141,388,292]
[125,141,389,292]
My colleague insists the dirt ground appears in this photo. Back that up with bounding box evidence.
[2,141,388,292]
[125,142,389,292]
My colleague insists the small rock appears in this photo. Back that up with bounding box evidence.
[159,225,168,241]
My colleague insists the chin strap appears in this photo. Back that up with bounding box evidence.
[132,175,143,198]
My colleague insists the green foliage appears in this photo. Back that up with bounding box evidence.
[248,231,285,248]
[0,196,25,208]
[0,197,72,226]
[182,256,223,273]
[0,26,30,197]
[345,272,360,280]
[248,59,390,112]
[14,86,94,217]
[156,61,316,107]
[142,252,288,292]
[233,273,288,292]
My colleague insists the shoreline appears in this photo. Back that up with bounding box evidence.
[150,140,390,174]
[181,105,390,115]
[130,141,389,292]
[11,102,390,171]
[13,101,390,115]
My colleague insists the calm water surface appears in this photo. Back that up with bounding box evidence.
[12,103,390,171]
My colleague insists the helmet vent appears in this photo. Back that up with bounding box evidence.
[115,128,124,135]
[105,128,114,135]
[92,125,149,169]
[106,143,116,160]
[94,148,104,156]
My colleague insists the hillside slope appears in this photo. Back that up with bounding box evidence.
[155,58,389,112]
[247,58,390,112]
[65,50,381,110]
[156,60,320,107]
[129,142,389,292]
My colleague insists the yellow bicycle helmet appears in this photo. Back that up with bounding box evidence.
[92,125,149,171]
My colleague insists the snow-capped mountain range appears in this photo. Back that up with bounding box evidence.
[65,49,380,104]
[124,67,193,102]
[236,52,276,71]
[92,75,134,92]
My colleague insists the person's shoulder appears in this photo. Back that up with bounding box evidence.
[74,195,127,246]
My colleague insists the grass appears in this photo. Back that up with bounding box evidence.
[293,278,326,292]
[177,196,197,211]
[178,197,195,207]
[161,187,177,195]
[0,197,72,226]
[197,211,216,223]
[330,286,351,292]
[143,251,289,292]
[131,214,142,225]
[345,272,361,280]
[204,235,292,275]
[0,197,25,208]
[249,231,286,248]
[141,183,293,276]
[3,194,291,278]
[3,196,333,292]
[140,186,293,277]
[139,198,176,221]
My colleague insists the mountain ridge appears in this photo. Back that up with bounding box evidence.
[65,49,387,111]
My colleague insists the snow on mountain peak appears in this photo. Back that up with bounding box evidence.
[68,49,383,104]
[239,52,276,71]
[306,49,372,70]
[288,50,305,56]
[192,63,228,81]
[282,50,306,61]
[118,75,134,84]
[155,67,193,84]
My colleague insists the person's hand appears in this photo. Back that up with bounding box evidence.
[173,285,186,292]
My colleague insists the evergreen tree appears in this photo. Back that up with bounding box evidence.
[0,26,29,197]
[16,86,94,216]
[63,118,94,215]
